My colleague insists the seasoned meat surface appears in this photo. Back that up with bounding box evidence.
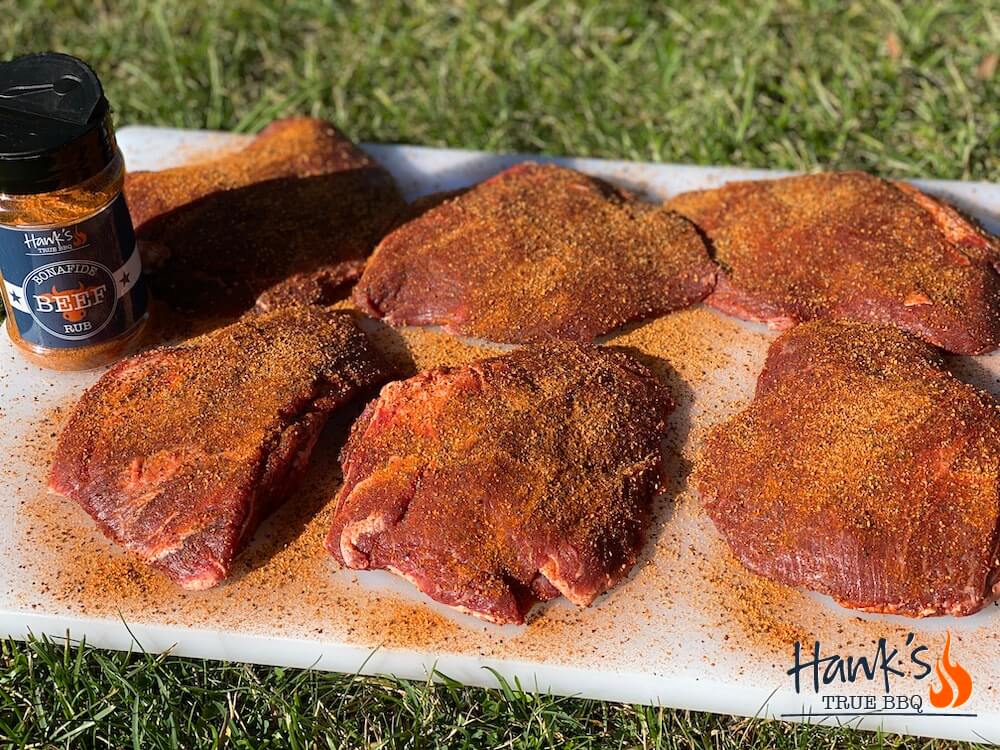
[326,342,674,624]
[126,117,404,318]
[49,307,392,590]
[696,319,1000,616]
[667,172,1000,354]
[354,162,715,344]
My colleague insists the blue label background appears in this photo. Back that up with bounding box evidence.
[0,194,147,349]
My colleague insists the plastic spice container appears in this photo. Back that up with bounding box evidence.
[0,52,148,370]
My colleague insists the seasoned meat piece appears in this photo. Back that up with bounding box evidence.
[696,319,1000,617]
[354,163,715,344]
[49,307,392,590]
[667,172,1000,354]
[326,343,674,624]
[126,117,404,318]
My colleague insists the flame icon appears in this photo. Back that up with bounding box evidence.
[928,631,972,709]
[71,229,87,247]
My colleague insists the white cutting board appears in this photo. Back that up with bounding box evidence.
[2,127,999,744]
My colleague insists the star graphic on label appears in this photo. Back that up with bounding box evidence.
[119,272,130,285]
[11,291,21,304]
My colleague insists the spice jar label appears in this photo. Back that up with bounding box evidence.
[0,194,147,348]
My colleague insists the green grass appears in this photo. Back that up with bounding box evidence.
[0,635,985,750]
[5,0,999,179]
[2,0,999,747]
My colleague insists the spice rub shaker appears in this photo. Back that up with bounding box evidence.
[0,53,148,370]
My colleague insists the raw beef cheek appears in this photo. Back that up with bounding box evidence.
[696,319,1000,616]
[354,162,716,344]
[49,307,392,589]
[667,171,1000,354]
[126,117,405,320]
[326,342,675,625]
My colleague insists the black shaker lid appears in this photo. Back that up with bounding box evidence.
[0,53,117,195]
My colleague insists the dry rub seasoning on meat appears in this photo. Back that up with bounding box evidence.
[0,54,148,370]
[49,306,393,590]
[354,162,716,344]
[327,342,675,625]
[696,319,1000,617]
[126,117,404,320]
[667,172,1000,354]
